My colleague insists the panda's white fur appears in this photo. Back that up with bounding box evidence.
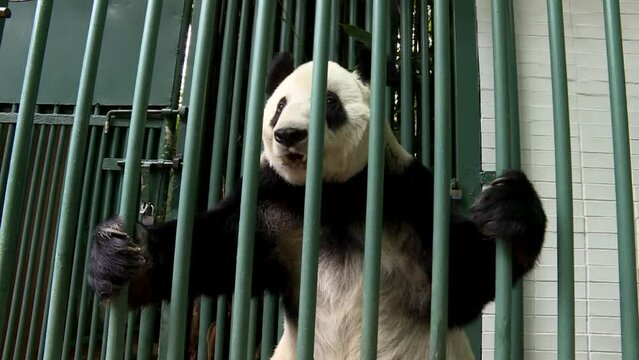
[262,61,475,360]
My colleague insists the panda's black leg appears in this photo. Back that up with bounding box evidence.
[470,169,547,279]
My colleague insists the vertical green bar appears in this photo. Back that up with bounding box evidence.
[228,1,276,359]
[105,0,165,357]
[491,0,513,359]
[260,292,278,359]
[429,0,452,358]
[328,0,340,62]
[347,0,357,69]
[293,0,307,65]
[196,0,227,357]
[295,2,331,359]
[419,0,431,169]
[167,0,218,358]
[359,1,387,359]
[602,1,639,358]
[245,298,259,360]
[546,1,576,359]
[0,0,54,334]
[1,127,46,360]
[505,1,524,358]
[26,126,69,359]
[0,0,8,49]
[280,0,294,52]
[212,2,252,359]
[43,0,109,356]
[399,0,414,153]
[0,124,16,214]
[74,130,109,360]
[61,128,101,359]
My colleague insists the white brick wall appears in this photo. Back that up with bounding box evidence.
[476,0,639,359]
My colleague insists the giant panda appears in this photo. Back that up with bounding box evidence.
[88,52,546,360]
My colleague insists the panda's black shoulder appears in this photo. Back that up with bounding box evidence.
[383,160,434,223]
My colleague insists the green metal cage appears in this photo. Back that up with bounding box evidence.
[0,0,637,359]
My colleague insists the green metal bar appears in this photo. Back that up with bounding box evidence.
[261,292,278,359]
[359,1,387,358]
[25,126,69,359]
[399,0,414,153]
[280,0,294,52]
[1,127,47,360]
[32,129,97,359]
[429,0,452,358]
[546,1,575,359]
[166,0,219,358]
[86,128,123,360]
[223,0,250,193]
[602,1,639,358]
[504,1,524,358]
[137,129,160,360]
[62,127,101,359]
[245,298,259,360]
[347,0,357,69]
[419,0,431,169]
[44,0,110,353]
[0,124,15,216]
[74,130,109,360]
[0,0,8,49]
[100,306,110,360]
[365,0,371,31]
[223,0,251,254]
[197,1,232,356]
[124,311,138,360]
[107,0,165,356]
[491,0,513,359]
[277,297,284,340]
[0,0,55,334]
[328,0,340,62]
[296,2,331,359]
[228,1,276,358]
[86,298,101,360]
[293,0,307,66]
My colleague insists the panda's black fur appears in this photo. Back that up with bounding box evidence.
[88,52,546,359]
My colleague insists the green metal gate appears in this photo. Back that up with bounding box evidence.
[0,0,637,359]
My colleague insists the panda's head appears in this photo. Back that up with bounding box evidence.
[261,53,375,186]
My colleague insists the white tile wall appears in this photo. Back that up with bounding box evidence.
[475,0,639,358]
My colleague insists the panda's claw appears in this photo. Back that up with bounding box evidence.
[87,217,152,301]
[470,170,546,269]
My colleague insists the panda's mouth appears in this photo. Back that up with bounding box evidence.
[282,152,307,167]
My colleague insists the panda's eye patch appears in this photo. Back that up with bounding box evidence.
[270,97,287,127]
[325,91,347,130]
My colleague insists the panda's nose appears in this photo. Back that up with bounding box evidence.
[274,128,308,147]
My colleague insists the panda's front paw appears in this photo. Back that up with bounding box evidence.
[87,217,152,301]
[471,170,546,265]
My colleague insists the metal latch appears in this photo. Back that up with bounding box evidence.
[450,179,462,200]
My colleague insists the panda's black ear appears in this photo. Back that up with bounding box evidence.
[356,45,400,87]
[266,52,295,96]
